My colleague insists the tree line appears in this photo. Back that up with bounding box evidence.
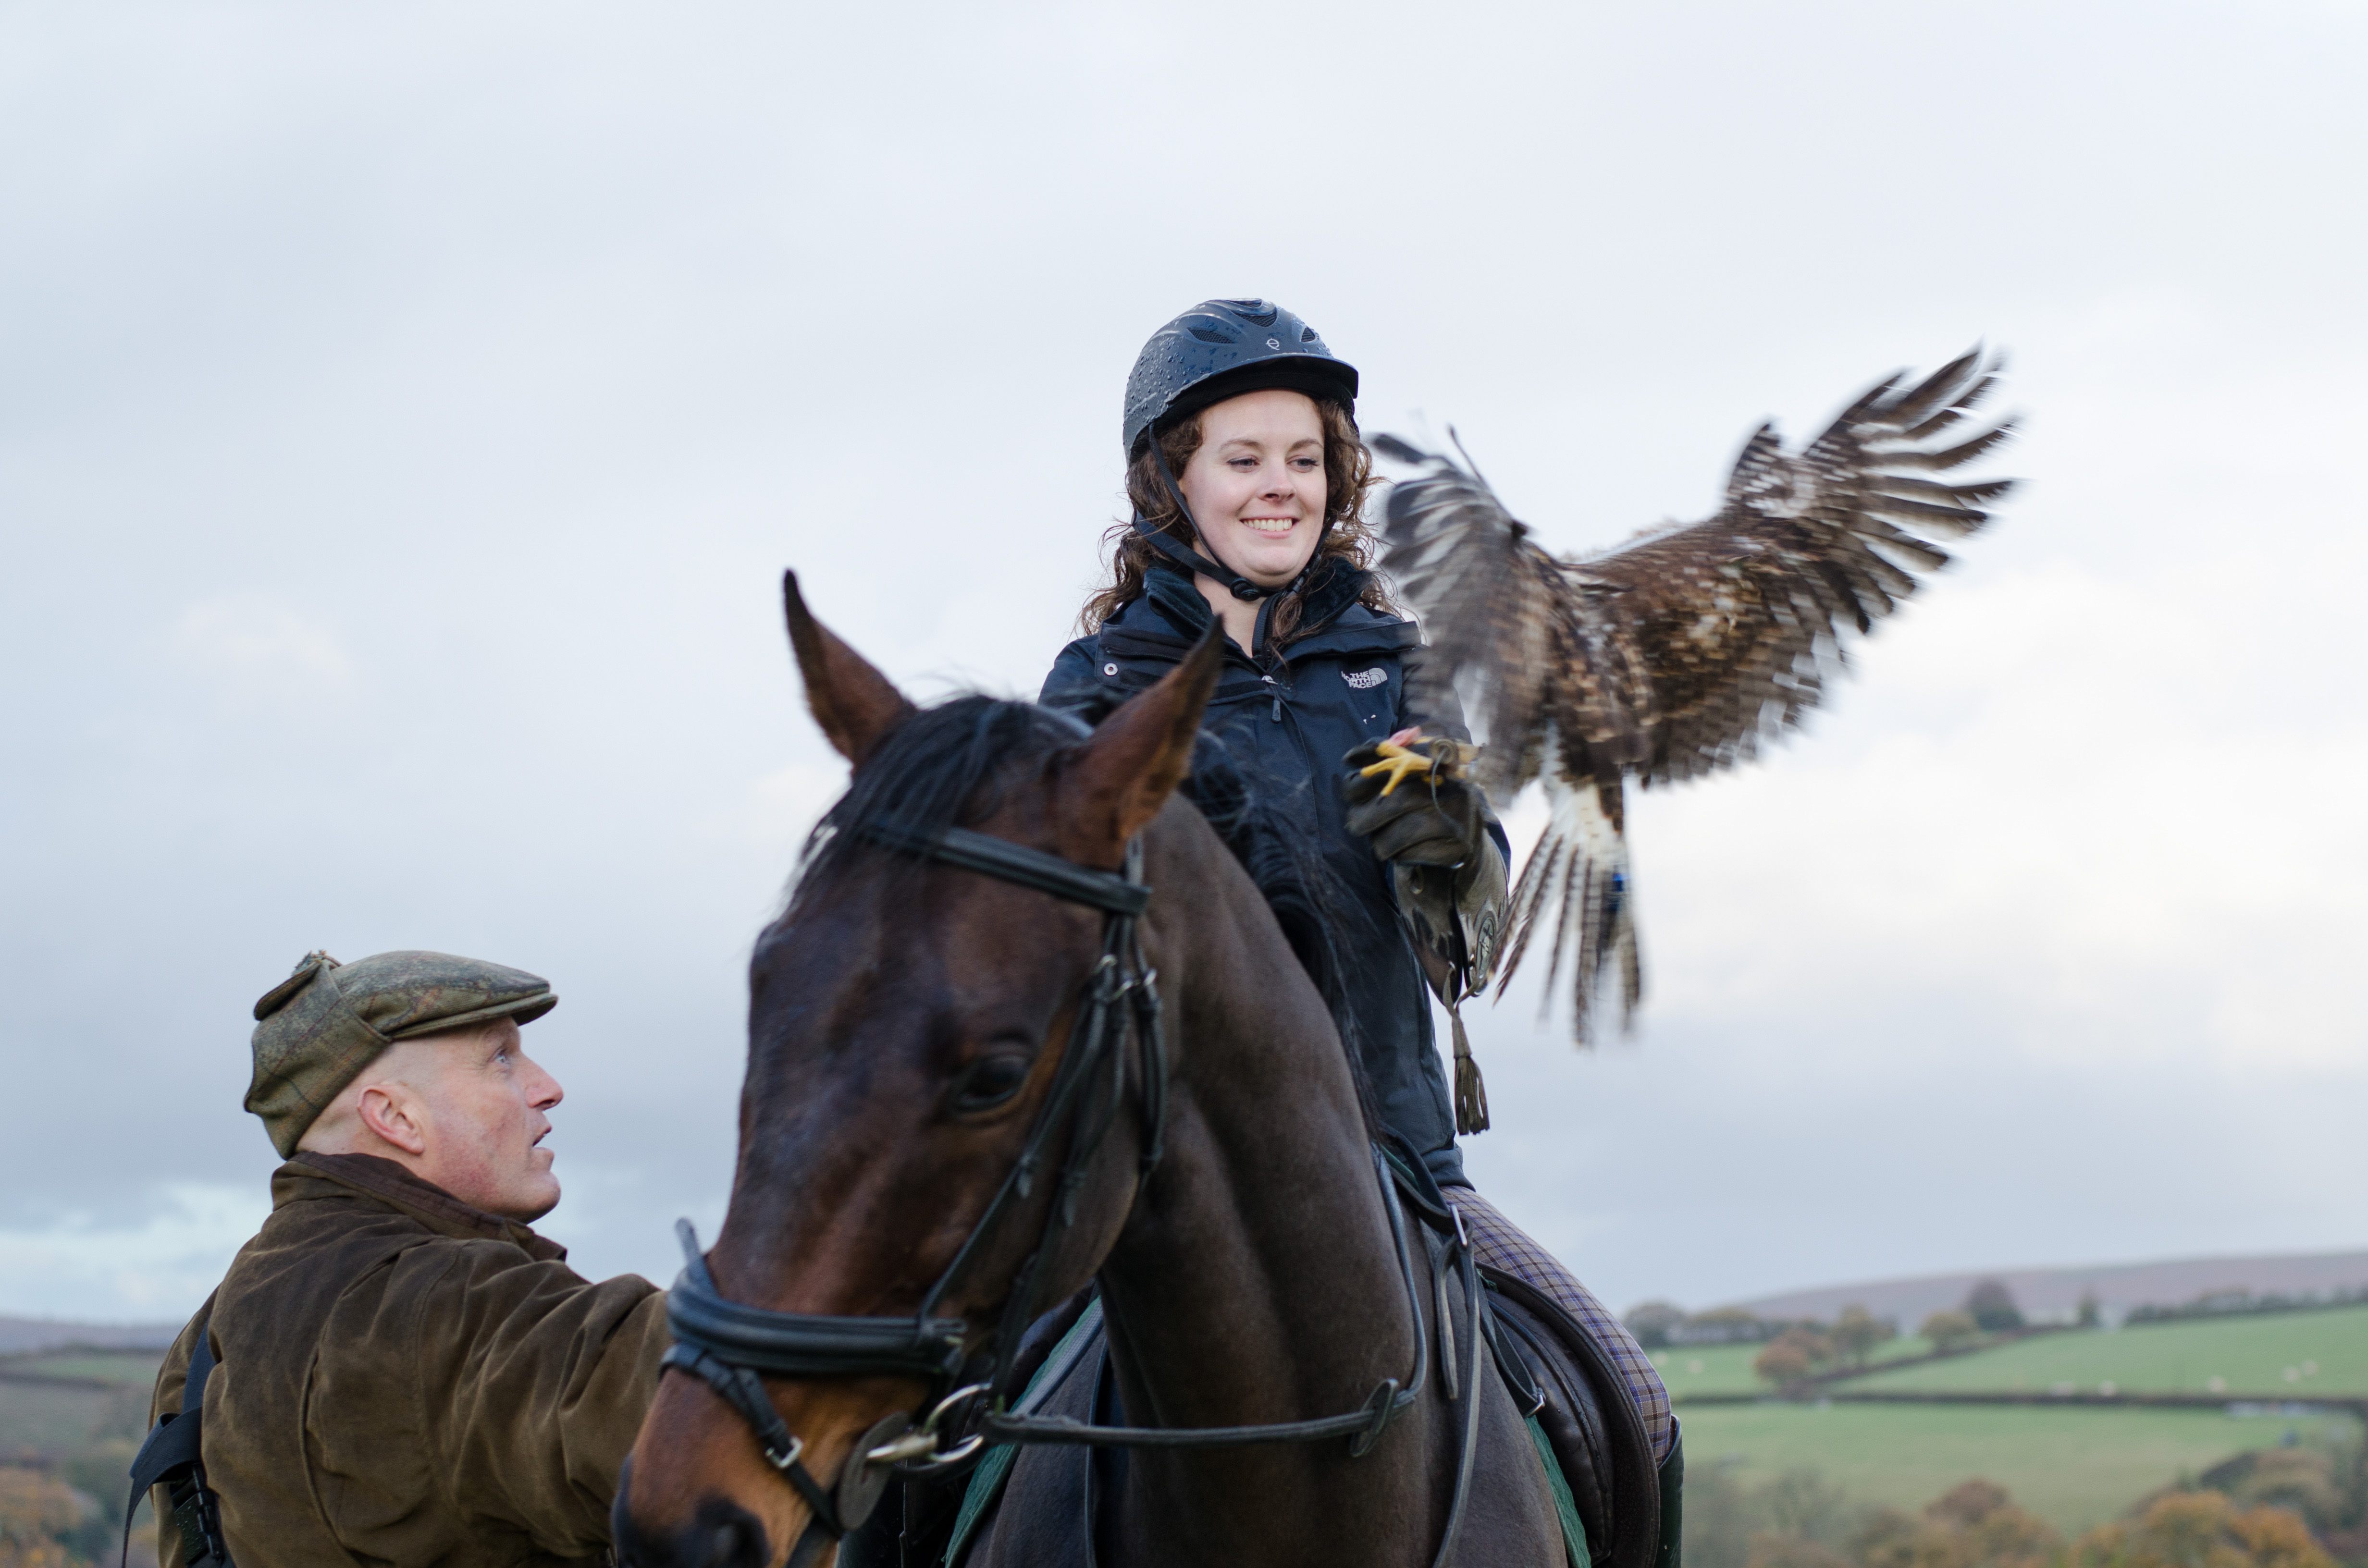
[1628,1280,2048,1387]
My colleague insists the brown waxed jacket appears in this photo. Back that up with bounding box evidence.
[147,1152,667,1567]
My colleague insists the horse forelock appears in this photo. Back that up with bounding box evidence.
[747,687,1382,1140]
[783,695,1086,909]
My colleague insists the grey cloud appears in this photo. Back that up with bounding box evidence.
[3,0,2362,1318]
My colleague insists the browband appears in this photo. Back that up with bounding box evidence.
[857,821,1151,918]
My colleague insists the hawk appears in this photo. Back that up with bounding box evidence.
[1375,349,2017,1043]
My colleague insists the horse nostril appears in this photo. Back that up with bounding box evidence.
[608,1460,771,1568]
[688,1499,771,1568]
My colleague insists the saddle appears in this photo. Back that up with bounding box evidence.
[1483,1266,1682,1568]
[863,1157,1682,1568]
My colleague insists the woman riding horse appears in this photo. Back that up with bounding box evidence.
[1039,298,1671,1469]
[611,303,1682,1568]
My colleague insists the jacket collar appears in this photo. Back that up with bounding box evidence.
[1119,563,1416,662]
[276,1151,568,1262]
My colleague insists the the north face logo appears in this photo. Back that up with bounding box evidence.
[1343,668,1387,690]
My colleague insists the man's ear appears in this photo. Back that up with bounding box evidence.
[1055,626,1223,862]
[783,570,914,765]
[356,1084,429,1157]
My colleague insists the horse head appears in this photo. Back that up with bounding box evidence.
[614,572,1222,1568]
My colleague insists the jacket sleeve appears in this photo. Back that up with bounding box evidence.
[1040,637,1117,725]
[392,1244,669,1555]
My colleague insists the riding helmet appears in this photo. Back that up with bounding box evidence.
[1121,299,1359,457]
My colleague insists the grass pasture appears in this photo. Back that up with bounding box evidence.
[1851,1307,2368,1397]
[5,1351,165,1388]
[0,1348,160,1458]
[1678,1400,2363,1536]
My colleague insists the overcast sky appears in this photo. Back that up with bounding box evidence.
[3,0,2362,1325]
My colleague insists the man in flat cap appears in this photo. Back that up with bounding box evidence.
[142,950,669,1567]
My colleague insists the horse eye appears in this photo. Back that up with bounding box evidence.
[951,1051,1032,1113]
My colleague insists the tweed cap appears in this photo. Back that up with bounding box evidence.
[245,949,558,1157]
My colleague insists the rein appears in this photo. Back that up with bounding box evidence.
[657,818,1485,1568]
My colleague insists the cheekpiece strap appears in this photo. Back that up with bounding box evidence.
[859,821,1150,917]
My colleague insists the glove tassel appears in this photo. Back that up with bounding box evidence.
[1449,1001,1490,1135]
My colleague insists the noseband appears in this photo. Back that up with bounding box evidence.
[654,817,1482,1568]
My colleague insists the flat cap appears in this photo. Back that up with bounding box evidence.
[245,949,557,1158]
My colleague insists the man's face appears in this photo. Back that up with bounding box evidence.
[406,1019,565,1221]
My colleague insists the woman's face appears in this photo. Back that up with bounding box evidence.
[1175,388,1328,588]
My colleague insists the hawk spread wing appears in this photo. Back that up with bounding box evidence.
[1376,349,2017,1042]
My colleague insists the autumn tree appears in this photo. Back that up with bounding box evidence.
[0,1467,85,1568]
[2069,1489,2334,1568]
[1856,1479,2059,1568]
[1755,1340,1813,1387]
[1832,1305,1895,1369]
[2192,1449,2353,1541]
[1920,1310,1979,1354]
[1754,1327,1837,1387]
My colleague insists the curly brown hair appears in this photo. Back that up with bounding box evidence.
[1080,395,1397,642]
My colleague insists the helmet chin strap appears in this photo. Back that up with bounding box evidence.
[1135,427,1329,659]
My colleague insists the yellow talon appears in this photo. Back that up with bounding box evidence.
[1359,741,1435,797]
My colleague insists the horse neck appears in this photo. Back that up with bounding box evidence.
[1090,806,1433,1556]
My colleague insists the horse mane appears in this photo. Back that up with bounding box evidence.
[786,692,1373,1069]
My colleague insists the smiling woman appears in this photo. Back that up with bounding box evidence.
[1172,388,1332,645]
[1039,297,1678,1490]
[1081,300,1388,652]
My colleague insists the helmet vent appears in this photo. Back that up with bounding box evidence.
[1124,299,1356,455]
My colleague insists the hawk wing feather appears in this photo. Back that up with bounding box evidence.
[1378,350,2016,1042]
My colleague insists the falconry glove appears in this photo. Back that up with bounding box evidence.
[1341,735,1508,1134]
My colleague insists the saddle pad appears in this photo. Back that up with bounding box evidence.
[943,1299,1107,1566]
[1527,1411,1592,1568]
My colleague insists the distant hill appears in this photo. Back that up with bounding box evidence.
[0,1314,181,1355]
[1727,1249,2368,1327]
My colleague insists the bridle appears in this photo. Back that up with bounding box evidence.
[653,816,1492,1568]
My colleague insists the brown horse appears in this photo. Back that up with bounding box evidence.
[613,576,1562,1567]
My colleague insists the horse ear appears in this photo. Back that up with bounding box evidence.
[1058,626,1224,856]
[782,570,914,765]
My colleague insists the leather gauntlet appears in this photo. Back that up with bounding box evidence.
[1341,737,1510,1134]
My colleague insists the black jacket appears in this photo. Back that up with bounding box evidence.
[1042,562,1497,1187]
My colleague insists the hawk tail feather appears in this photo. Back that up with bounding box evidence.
[1500,776,1640,1046]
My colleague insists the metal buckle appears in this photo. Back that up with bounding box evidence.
[765,1433,806,1471]
[866,1381,991,1469]
[915,1433,987,1468]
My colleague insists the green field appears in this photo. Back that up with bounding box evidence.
[0,1349,162,1458]
[1679,1400,2361,1536]
[3,1351,163,1387]
[1849,1307,2368,1397]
